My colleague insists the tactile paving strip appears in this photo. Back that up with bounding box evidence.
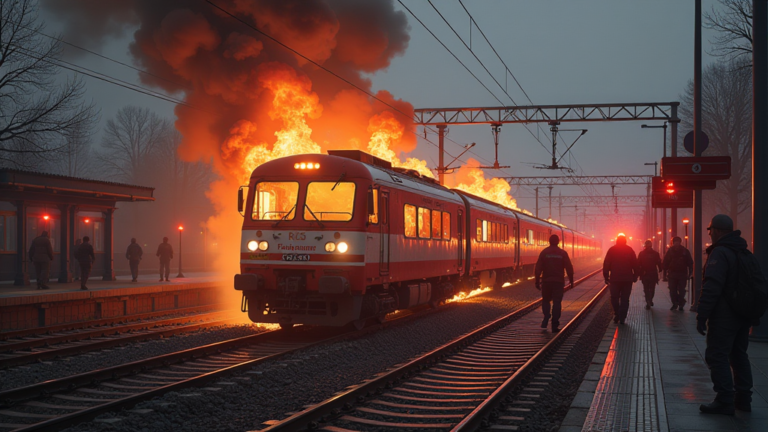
[581,285,668,432]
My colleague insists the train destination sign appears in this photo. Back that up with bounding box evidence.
[660,156,731,183]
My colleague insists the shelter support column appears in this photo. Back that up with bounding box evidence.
[58,204,72,283]
[13,200,29,286]
[670,106,678,239]
[102,208,116,281]
[751,0,768,341]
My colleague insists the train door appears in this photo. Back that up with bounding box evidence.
[457,208,464,271]
[379,190,390,275]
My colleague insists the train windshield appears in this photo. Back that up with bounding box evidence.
[304,182,356,222]
[252,182,299,221]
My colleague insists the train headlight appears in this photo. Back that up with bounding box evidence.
[337,242,348,253]
[325,242,336,252]
[258,241,269,251]
[247,240,259,251]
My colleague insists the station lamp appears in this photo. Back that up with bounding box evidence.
[682,218,690,248]
[43,215,49,221]
[84,218,90,224]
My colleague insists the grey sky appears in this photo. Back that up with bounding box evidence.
[42,0,724,231]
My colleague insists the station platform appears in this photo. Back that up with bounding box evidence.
[562,283,768,432]
[0,273,225,332]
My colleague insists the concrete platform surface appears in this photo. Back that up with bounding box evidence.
[563,283,768,432]
[0,272,223,303]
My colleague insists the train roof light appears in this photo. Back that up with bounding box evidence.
[295,162,320,170]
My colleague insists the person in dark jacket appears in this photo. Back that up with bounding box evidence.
[29,231,54,290]
[126,238,143,282]
[637,240,662,310]
[696,214,753,415]
[534,234,575,333]
[156,237,174,282]
[603,235,640,325]
[663,236,694,311]
[72,238,82,281]
[75,236,95,290]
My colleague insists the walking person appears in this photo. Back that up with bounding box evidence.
[126,238,143,282]
[603,235,640,325]
[534,234,575,333]
[697,214,762,415]
[74,236,95,290]
[72,238,82,281]
[638,240,663,310]
[664,236,693,311]
[156,237,173,282]
[29,231,54,290]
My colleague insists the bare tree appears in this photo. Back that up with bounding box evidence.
[679,59,752,226]
[50,120,96,177]
[705,0,753,65]
[98,106,169,184]
[0,0,96,167]
[153,129,216,220]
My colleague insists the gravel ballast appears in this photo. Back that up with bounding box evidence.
[57,267,601,432]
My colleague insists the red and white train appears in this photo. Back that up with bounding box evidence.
[235,150,601,328]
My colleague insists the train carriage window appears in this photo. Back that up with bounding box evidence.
[368,188,378,224]
[493,223,498,242]
[476,219,482,242]
[431,209,441,239]
[252,182,299,221]
[503,224,508,244]
[404,204,416,238]
[442,212,451,239]
[482,220,488,242]
[418,207,431,238]
[527,229,534,245]
[305,182,356,222]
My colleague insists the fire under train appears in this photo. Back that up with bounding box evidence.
[234,150,602,329]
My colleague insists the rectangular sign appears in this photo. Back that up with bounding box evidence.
[661,156,731,182]
[652,176,716,192]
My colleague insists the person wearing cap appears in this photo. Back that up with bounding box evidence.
[29,230,54,290]
[602,235,640,325]
[125,238,143,282]
[637,240,662,310]
[534,234,574,333]
[664,236,693,311]
[697,214,753,415]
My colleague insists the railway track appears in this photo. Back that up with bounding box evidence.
[259,271,606,432]
[0,310,238,369]
[0,268,601,431]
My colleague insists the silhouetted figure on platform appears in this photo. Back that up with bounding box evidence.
[697,214,754,415]
[72,238,82,281]
[156,237,173,282]
[534,234,575,333]
[638,240,662,310]
[603,235,639,325]
[126,238,143,282]
[74,236,95,290]
[29,231,53,290]
[664,236,693,311]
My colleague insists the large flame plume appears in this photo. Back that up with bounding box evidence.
[45,1,529,299]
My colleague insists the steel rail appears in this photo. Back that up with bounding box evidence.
[0,303,225,341]
[0,315,237,369]
[0,310,230,353]
[452,283,608,431]
[260,269,603,432]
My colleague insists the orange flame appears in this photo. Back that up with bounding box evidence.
[446,286,492,303]
[367,112,433,178]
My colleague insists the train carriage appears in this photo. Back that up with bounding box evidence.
[235,150,601,328]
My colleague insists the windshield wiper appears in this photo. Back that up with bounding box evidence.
[331,172,346,191]
[304,204,325,228]
[272,204,296,228]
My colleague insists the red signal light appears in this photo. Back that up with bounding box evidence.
[84,218,90,224]
[665,181,675,194]
[43,215,50,221]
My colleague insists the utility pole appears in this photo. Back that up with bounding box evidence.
[548,185,553,220]
[437,125,447,185]
[535,187,539,218]
[671,106,679,238]
[559,191,562,222]
[752,0,768,341]
[692,0,703,311]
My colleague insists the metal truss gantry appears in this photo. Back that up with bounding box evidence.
[414,102,680,126]
[503,175,652,186]
[551,195,648,204]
